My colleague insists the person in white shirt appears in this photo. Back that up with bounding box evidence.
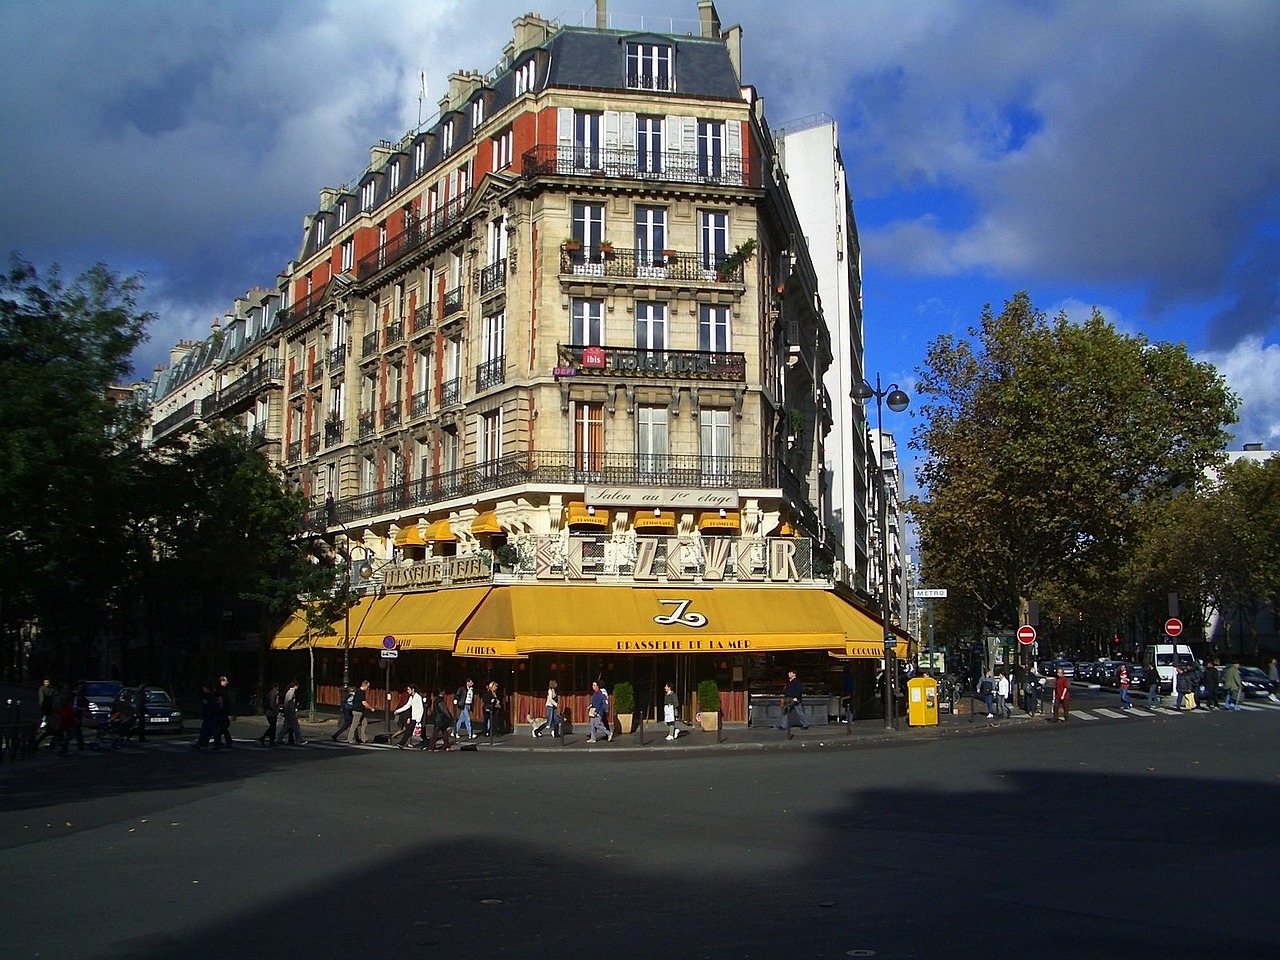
[395,684,425,749]
[995,672,1011,719]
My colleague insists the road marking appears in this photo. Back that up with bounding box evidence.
[1070,711,1100,721]
[1127,708,1155,717]
[1094,708,1128,719]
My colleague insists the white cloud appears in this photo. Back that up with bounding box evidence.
[1199,337,1280,449]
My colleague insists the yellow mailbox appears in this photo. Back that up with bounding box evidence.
[907,676,939,727]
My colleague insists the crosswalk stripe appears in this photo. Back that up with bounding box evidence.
[1094,708,1128,719]
[1127,708,1155,717]
[1070,711,1101,721]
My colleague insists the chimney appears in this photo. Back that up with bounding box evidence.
[724,23,743,81]
[511,13,554,58]
[446,70,484,111]
[1243,442,1264,451]
[596,0,608,29]
[699,0,721,38]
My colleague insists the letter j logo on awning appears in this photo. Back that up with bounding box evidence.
[654,598,708,628]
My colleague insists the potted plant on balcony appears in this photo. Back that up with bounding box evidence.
[696,679,721,732]
[562,237,582,253]
[716,237,757,282]
[613,681,636,735]
[598,240,615,258]
[493,542,520,574]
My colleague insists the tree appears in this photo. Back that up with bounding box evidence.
[912,292,1237,657]
[0,256,151,679]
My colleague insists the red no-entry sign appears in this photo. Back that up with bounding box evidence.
[1164,618,1183,638]
[1017,625,1037,645]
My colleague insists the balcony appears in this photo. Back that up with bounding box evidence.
[522,144,758,189]
[558,246,743,285]
[290,370,305,394]
[478,259,506,296]
[307,432,321,455]
[361,330,379,358]
[557,344,745,381]
[324,420,344,446]
[206,359,285,416]
[151,397,208,442]
[476,355,506,391]
[327,344,346,375]
[412,303,434,336]
[287,439,302,463]
[442,285,464,316]
[410,388,430,419]
[384,320,404,348]
[383,401,402,430]
[440,377,461,407]
[357,410,376,440]
[355,188,472,282]
[310,360,324,383]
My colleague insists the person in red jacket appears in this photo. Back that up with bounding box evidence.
[1053,668,1071,722]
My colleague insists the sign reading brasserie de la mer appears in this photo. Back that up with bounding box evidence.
[585,485,739,509]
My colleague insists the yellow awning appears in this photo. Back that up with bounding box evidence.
[424,519,456,542]
[394,524,426,546]
[455,585,884,654]
[270,587,490,652]
[633,510,676,530]
[768,520,797,537]
[697,510,740,531]
[471,510,501,535]
[454,638,524,659]
[565,500,609,527]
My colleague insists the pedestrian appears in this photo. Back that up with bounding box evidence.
[66,683,88,751]
[1176,665,1196,711]
[781,669,810,735]
[1024,669,1041,716]
[841,665,857,723]
[483,680,503,736]
[663,682,681,740]
[36,678,56,747]
[423,689,454,751]
[394,683,424,749]
[193,684,216,749]
[212,676,233,749]
[55,686,76,755]
[1221,661,1243,711]
[1118,665,1132,709]
[979,670,995,718]
[1144,662,1161,707]
[331,684,358,741]
[1053,668,1071,722]
[280,680,305,745]
[259,682,281,746]
[587,681,611,743]
[536,679,559,738]
[348,679,373,743]
[1267,657,1279,685]
[134,682,149,741]
[453,678,476,739]
[995,671,1011,719]
[1201,661,1220,711]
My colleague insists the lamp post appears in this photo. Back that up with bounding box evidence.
[853,374,909,731]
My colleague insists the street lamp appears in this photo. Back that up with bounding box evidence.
[853,374,909,731]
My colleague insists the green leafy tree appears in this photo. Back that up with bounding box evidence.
[912,292,1237,658]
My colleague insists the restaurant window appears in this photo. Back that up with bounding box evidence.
[573,401,605,476]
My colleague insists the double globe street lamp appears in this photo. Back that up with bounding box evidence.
[853,375,909,731]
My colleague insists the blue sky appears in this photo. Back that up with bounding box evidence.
[2,0,1277,453]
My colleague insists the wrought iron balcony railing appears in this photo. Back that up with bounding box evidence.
[357,411,376,439]
[355,189,472,282]
[523,144,758,189]
[324,420,344,446]
[442,285,464,316]
[384,320,404,348]
[476,355,506,391]
[412,303,434,334]
[383,402,402,430]
[440,377,461,407]
[558,246,743,284]
[290,370,305,394]
[410,388,430,419]
[478,258,506,296]
[327,344,346,374]
[287,439,302,463]
[558,343,745,381]
[310,360,324,383]
[307,432,321,455]
[361,331,379,358]
[206,359,285,415]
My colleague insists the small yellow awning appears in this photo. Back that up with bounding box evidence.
[394,524,427,546]
[565,500,609,527]
[270,587,490,652]
[697,510,740,531]
[424,519,456,542]
[768,520,797,537]
[471,511,501,535]
[633,510,676,530]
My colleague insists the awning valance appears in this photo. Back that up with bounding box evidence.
[270,587,490,652]
[424,519,456,542]
[471,511,502,535]
[697,510,740,531]
[394,524,426,546]
[565,500,609,527]
[633,510,676,530]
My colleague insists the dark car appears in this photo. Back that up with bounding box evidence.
[78,680,124,729]
[114,687,185,733]
[1043,659,1075,679]
[1228,666,1279,701]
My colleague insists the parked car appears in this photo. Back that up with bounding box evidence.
[78,680,124,729]
[1042,659,1075,679]
[113,687,185,733]
[1230,666,1279,701]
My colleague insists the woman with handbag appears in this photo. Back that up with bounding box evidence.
[663,682,680,741]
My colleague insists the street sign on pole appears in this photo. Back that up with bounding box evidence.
[1017,624,1037,645]
[1164,618,1183,638]
[917,588,948,599]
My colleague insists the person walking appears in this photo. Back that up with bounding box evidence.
[259,682,281,746]
[213,676,233,749]
[453,678,476,739]
[280,680,305,745]
[483,680,503,737]
[663,682,681,740]
[587,681,611,743]
[423,688,455,751]
[1118,665,1132,709]
[840,665,857,723]
[394,683,424,749]
[193,684,216,749]
[36,678,56,747]
[1200,661,1220,711]
[1221,661,1243,711]
[781,669,810,736]
[1144,663,1161,707]
[995,671,1011,719]
[1176,665,1195,711]
[133,682,149,741]
[536,679,559,738]
[55,687,77,755]
[348,679,373,743]
[1024,669,1042,716]
[1052,668,1071,722]
[979,670,995,719]
[1267,657,1279,685]
[331,684,358,741]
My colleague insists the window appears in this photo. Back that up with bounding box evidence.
[480,410,502,466]
[486,215,507,265]
[637,406,669,477]
[337,200,349,227]
[571,298,604,346]
[515,59,536,96]
[388,162,401,195]
[637,115,663,174]
[441,120,454,155]
[471,98,485,128]
[699,305,730,352]
[413,437,430,483]
[315,216,326,246]
[626,42,674,91]
[360,180,376,211]
[700,409,732,478]
[697,120,724,180]
[571,201,605,251]
[634,206,667,265]
[491,128,514,170]
[340,239,354,273]
[574,111,602,169]
[414,141,427,174]
[361,454,377,494]
[699,210,729,271]
[482,311,505,363]
[573,401,605,475]
[635,301,667,352]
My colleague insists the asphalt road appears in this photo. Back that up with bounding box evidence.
[2,706,1277,960]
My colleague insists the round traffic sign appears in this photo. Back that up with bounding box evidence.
[382,634,397,649]
[1017,625,1037,645]
[1164,618,1183,638]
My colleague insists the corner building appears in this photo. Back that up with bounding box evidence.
[154,2,900,722]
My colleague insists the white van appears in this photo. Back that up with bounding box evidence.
[1146,644,1196,695]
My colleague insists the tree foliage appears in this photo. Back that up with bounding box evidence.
[912,292,1238,649]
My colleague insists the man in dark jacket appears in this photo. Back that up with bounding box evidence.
[781,669,809,736]
[1201,661,1220,710]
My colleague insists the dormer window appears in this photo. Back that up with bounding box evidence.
[337,200,349,227]
[442,119,454,155]
[515,59,536,96]
[626,42,673,92]
[388,162,401,195]
[315,216,327,246]
[414,140,427,174]
[360,180,376,211]
[471,98,485,128]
